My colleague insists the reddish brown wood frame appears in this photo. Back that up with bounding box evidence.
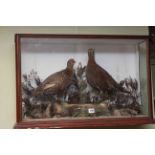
[14,34,153,129]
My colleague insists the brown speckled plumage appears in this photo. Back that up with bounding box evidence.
[33,59,76,96]
[86,49,127,94]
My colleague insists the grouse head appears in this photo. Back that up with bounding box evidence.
[88,48,95,63]
[67,58,76,69]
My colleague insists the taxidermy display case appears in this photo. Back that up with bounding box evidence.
[14,34,153,128]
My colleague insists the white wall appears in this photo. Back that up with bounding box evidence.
[1,26,154,128]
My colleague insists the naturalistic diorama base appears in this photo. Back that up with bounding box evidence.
[22,62,142,120]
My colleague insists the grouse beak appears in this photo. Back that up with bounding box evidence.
[70,59,76,65]
[73,59,76,64]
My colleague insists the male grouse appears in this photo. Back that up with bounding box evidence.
[86,48,127,94]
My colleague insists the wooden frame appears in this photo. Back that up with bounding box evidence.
[14,34,153,128]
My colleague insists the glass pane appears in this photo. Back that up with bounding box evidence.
[139,42,149,115]
[20,38,149,121]
[151,64,155,117]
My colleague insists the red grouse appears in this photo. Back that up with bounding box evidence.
[33,59,76,97]
[86,48,127,94]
